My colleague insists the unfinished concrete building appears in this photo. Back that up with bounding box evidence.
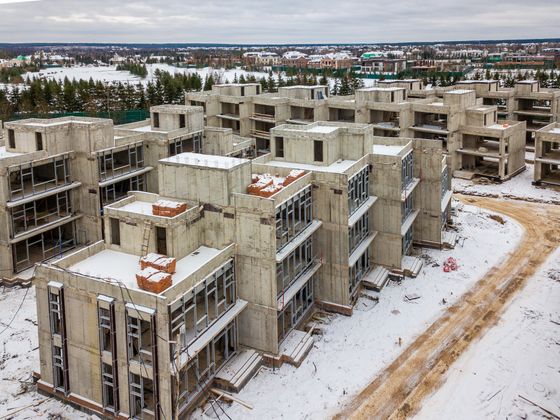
[34,190,249,418]
[0,105,207,280]
[456,80,515,120]
[512,80,560,149]
[457,105,526,180]
[0,117,151,278]
[30,113,454,417]
[354,87,413,137]
[534,122,560,186]
[186,83,261,138]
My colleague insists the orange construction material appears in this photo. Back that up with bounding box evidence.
[136,267,172,293]
[247,177,273,195]
[152,200,187,217]
[140,253,177,274]
[256,184,283,197]
[283,169,306,186]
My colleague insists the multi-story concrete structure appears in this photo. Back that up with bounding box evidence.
[457,105,526,180]
[0,117,149,277]
[534,122,560,186]
[31,116,454,417]
[1,105,206,280]
[512,80,560,148]
[34,190,248,418]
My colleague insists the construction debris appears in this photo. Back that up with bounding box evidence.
[443,257,458,272]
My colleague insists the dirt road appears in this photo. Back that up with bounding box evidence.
[334,196,560,420]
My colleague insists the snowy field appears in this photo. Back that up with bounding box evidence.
[0,202,522,419]
[414,246,560,420]
[22,64,271,86]
[197,202,523,419]
[453,163,560,204]
[19,64,376,89]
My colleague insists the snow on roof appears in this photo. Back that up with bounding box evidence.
[131,125,166,133]
[372,144,406,156]
[0,146,22,159]
[306,125,338,134]
[447,89,474,94]
[118,200,155,215]
[69,246,221,293]
[161,152,248,170]
[267,159,357,174]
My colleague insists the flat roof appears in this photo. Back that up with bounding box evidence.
[446,89,474,94]
[161,152,249,170]
[68,246,221,293]
[372,144,407,156]
[0,146,23,159]
[130,124,167,133]
[306,125,338,134]
[267,159,357,174]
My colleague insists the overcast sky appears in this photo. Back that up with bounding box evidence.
[0,0,558,44]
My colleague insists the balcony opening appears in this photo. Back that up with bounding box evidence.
[275,137,284,158]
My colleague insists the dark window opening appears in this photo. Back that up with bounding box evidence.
[275,137,284,158]
[110,218,120,246]
[314,140,324,162]
[35,132,43,151]
[156,226,167,255]
[153,112,160,128]
[179,114,186,128]
[8,129,15,149]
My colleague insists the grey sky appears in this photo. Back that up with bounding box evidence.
[0,0,558,44]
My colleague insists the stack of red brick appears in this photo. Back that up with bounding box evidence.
[152,200,187,217]
[247,170,306,198]
[135,253,177,293]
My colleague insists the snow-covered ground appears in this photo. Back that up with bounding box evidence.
[20,64,377,89]
[414,246,560,420]
[196,203,523,419]
[453,163,560,204]
[22,64,271,86]
[0,202,521,419]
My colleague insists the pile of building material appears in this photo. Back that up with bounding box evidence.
[140,253,177,273]
[152,199,187,217]
[136,252,177,293]
[136,266,172,293]
[247,170,306,198]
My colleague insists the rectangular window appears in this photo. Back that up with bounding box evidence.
[102,363,118,412]
[153,112,160,128]
[349,211,370,255]
[8,129,15,148]
[127,313,153,366]
[53,345,67,392]
[276,237,314,296]
[275,137,284,158]
[313,140,323,162]
[35,132,43,151]
[110,218,120,246]
[179,114,186,128]
[275,186,313,251]
[98,307,113,352]
[48,289,62,335]
[348,167,369,215]
[129,373,155,419]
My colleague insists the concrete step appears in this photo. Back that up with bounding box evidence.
[278,329,315,367]
[442,231,458,249]
[214,349,263,393]
[362,266,390,292]
[401,255,424,277]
